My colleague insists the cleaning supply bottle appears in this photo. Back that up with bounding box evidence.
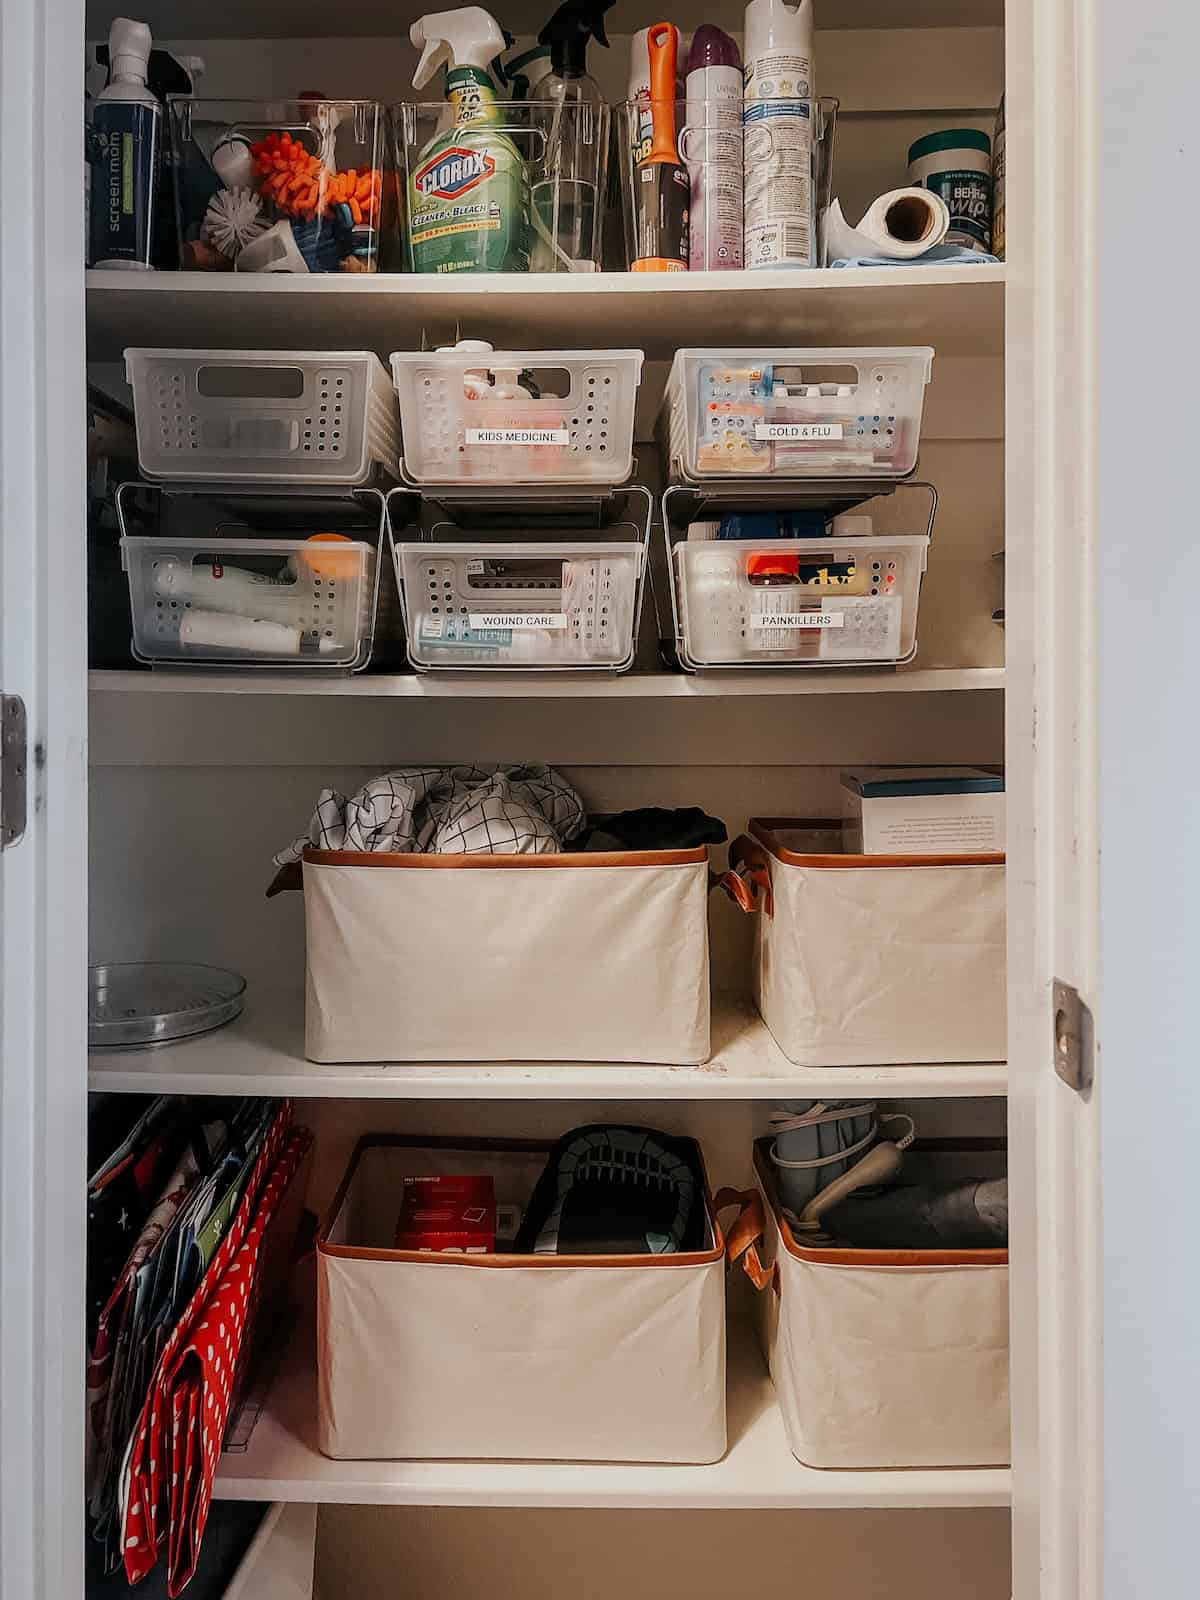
[742,0,817,269]
[685,26,743,270]
[408,7,530,274]
[88,17,161,269]
[530,0,613,272]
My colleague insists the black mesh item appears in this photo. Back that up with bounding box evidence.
[514,1125,709,1256]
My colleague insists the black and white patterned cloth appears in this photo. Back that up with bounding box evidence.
[275,765,586,863]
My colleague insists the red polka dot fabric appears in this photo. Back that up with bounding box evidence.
[119,1104,311,1594]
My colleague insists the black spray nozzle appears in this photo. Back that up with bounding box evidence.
[538,0,614,76]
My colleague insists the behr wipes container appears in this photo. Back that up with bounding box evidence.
[389,347,643,486]
[723,1139,1010,1469]
[663,347,934,480]
[721,820,1006,1064]
[296,845,712,1063]
[125,349,400,485]
[318,1136,727,1462]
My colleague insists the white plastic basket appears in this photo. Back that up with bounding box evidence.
[663,347,934,481]
[390,348,643,486]
[125,349,400,484]
[672,534,929,669]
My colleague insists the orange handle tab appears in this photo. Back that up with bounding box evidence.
[717,835,774,916]
[715,1188,775,1293]
[645,23,680,164]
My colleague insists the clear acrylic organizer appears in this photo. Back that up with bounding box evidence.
[663,347,935,482]
[389,486,651,673]
[125,349,401,486]
[116,482,386,669]
[389,348,643,487]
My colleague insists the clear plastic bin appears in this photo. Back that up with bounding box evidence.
[389,348,643,486]
[390,486,650,672]
[168,98,392,274]
[125,349,401,485]
[671,534,929,670]
[116,482,384,670]
[663,347,935,481]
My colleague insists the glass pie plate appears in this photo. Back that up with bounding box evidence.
[88,962,246,1049]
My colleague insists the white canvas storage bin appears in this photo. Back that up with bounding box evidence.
[390,348,643,486]
[663,347,934,481]
[297,845,712,1063]
[125,349,400,485]
[722,1142,1009,1469]
[317,1136,728,1462]
[721,820,1006,1064]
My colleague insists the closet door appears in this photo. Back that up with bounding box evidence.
[0,0,87,1597]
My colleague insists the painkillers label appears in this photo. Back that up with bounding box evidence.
[465,428,569,446]
[754,422,844,441]
[470,612,566,630]
[751,610,845,629]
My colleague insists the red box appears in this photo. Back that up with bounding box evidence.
[394,1175,496,1254]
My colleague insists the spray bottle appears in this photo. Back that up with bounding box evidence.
[742,0,816,269]
[88,17,161,269]
[408,7,530,273]
[531,0,613,272]
[685,26,743,270]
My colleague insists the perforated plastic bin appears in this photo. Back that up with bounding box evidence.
[389,348,643,486]
[671,534,929,670]
[389,487,652,673]
[115,482,384,670]
[125,349,400,485]
[663,347,934,481]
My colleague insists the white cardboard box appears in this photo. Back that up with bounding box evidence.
[841,767,1005,855]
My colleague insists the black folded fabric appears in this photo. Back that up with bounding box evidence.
[825,1178,1009,1250]
[579,806,728,853]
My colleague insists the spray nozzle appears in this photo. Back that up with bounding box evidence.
[538,0,614,76]
[410,7,508,91]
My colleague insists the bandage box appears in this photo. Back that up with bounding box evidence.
[841,767,1005,855]
[394,1175,496,1254]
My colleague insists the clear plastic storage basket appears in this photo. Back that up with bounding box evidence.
[389,348,643,486]
[664,347,934,481]
[125,349,400,485]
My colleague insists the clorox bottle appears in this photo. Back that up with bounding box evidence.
[408,7,530,273]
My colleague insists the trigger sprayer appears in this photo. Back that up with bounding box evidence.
[529,0,613,272]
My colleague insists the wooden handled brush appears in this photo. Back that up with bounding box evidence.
[631,23,689,272]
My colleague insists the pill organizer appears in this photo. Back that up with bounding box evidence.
[671,535,929,670]
[663,348,934,481]
[390,349,643,486]
[125,349,400,485]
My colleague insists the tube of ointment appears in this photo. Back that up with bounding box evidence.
[153,558,294,605]
[178,610,338,655]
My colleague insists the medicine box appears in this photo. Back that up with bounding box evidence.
[841,767,1006,855]
[394,1175,496,1254]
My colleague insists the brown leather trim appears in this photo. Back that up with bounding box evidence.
[303,846,710,870]
[752,1140,1008,1268]
[749,818,1005,870]
[318,1133,725,1268]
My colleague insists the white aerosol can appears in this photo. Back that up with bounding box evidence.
[742,0,816,270]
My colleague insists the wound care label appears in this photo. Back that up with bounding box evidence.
[755,421,843,441]
[752,610,844,629]
[470,612,566,630]
[465,428,569,446]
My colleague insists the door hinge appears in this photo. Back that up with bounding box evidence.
[1,695,28,849]
[1052,979,1093,1092]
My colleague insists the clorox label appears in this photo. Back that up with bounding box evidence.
[414,146,496,200]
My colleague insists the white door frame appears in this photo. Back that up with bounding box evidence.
[0,1,88,1597]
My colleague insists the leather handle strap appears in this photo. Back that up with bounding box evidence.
[715,835,773,917]
[714,1187,775,1293]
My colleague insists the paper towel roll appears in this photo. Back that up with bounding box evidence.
[823,188,951,262]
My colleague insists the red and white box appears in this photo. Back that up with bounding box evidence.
[394,1175,496,1254]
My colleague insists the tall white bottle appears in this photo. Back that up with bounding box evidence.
[742,0,816,270]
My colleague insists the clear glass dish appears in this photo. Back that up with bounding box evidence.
[88,962,246,1048]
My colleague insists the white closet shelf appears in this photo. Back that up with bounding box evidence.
[215,1310,1011,1510]
[85,265,1005,361]
[87,989,1007,1099]
[88,666,1004,699]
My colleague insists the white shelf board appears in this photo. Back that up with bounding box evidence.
[86,265,1005,361]
[89,666,1004,700]
[88,988,1007,1100]
[215,1308,1010,1510]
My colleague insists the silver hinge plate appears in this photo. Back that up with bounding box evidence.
[1052,979,1093,1093]
[1,695,28,849]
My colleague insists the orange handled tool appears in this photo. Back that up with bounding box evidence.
[631,23,689,272]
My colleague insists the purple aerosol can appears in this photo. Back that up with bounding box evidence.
[684,26,743,270]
